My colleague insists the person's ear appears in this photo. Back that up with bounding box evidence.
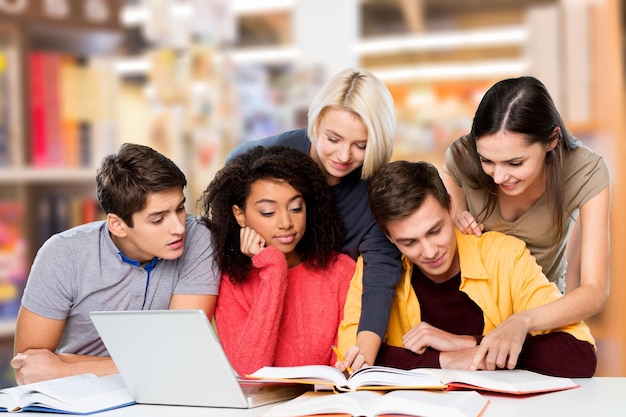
[547,126,560,151]
[107,213,128,238]
[232,205,246,228]
[448,199,455,218]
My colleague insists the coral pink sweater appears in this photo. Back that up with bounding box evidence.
[215,246,356,376]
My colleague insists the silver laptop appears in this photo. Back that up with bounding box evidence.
[90,309,309,408]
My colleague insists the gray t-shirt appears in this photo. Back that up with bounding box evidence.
[21,214,219,356]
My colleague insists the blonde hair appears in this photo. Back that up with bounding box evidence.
[307,68,395,179]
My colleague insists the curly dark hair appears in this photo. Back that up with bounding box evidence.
[199,146,346,283]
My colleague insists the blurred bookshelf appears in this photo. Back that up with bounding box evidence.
[0,0,122,387]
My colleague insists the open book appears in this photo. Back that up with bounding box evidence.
[247,365,580,395]
[248,365,447,392]
[0,373,135,414]
[261,390,489,417]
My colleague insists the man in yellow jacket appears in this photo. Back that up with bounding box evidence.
[337,161,596,377]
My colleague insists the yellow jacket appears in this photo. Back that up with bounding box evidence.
[338,229,595,353]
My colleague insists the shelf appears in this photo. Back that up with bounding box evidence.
[356,25,527,55]
[0,319,15,338]
[0,168,96,184]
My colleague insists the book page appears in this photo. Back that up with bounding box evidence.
[429,369,578,394]
[0,385,26,411]
[247,365,349,388]
[261,391,383,417]
[369,390,488,417]
[262,390,488,417]
[3,374,134,413]
[346,366,446,391]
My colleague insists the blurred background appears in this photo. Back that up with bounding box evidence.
[0,0,623,387]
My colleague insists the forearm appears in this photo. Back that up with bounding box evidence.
[217,291,286,375]
[355,331,382,367]
[517,333,597,377]
[13,350,117,385]
[356,226,402,338]
[217,252,289,375]
[58,354,118,373]
[357,262,401,338]
[516,283,608,333]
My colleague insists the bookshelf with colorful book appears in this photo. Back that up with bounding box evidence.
[0,1,122,388]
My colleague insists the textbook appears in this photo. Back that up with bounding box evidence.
[248,365,447,392]
[247,365,580,395]
[0,373,135,414]
[261,390,490,417]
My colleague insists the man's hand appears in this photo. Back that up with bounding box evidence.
[440,346,482,369]
[11,349,117,385]
[470,314,531,370]
[11,349,69,385]
[402,322,477,354]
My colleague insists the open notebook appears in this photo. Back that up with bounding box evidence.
[90,309,309,408]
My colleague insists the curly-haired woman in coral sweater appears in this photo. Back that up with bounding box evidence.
[200,146,356,377]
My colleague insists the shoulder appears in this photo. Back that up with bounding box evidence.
[184,215,209,236]
[563,145,610,203]
[331,253,357,275]
[443,143,465,183]
[565,145,610,180]
[41,221,107,251]
[225,129,310,163]
[459,229,527,259]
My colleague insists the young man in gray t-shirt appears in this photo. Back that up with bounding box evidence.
[11,143,219,385]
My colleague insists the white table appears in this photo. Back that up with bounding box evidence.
[16,377,626,416]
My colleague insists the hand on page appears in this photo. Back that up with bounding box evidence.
[470,314,529,371]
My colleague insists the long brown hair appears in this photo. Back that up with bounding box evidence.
[449,76,580,241]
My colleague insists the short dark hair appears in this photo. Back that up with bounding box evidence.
[96,143,186,227]
[368,161,450,235]
[200,146,345,283]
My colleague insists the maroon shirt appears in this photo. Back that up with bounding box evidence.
[374,267,596,377]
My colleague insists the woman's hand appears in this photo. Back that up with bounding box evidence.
[239,227,266,257]
[334,345,369,374]
[452,210,484,236]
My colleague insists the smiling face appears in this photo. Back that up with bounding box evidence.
[310,108,368,186]
[476,131,556,198]
[109,186,187,265]
[385,194,459,284]
[233,179,306,266]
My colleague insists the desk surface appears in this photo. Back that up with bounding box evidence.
[16,377,626,417]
